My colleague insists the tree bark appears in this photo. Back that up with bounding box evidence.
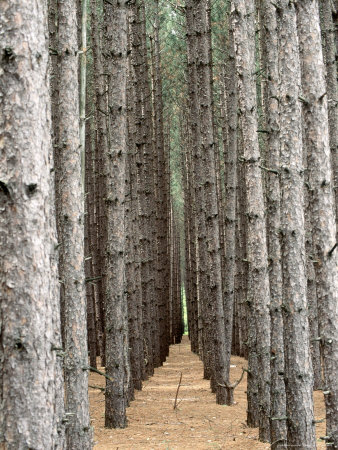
[260,1,287,447]
[91,0,106,366]
[0,1,65,446]
[194,0,229,405]
[321,0,338,239]
[51,0,92,446]
[277,2,316,447]
[223,21,238,406]
[185,0,212,379]
[296,1,338,447]
[103,0,130,429]
[231,0,271,441]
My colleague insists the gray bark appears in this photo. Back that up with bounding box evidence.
[103,0,129,429]
[321,0,338,239]
[185,0,212,380]
[260,1,287,447]
[51,0,92,446]
[0,0,65,447]
[223,22,238,405]
[297,1,338,447]
[277,1,316,447]
[231,0,271,441]
[91,0,106,366]
[194,0,229,404]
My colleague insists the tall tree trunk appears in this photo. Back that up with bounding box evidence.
[231,0,271,441]
[103,0,129,429]
[131,0,157,377]
[153,0,170,363]
[0,0,65,447]
[126,26,144,391]
[296,1,338,447]
[185,0,212,379]
[277,2,316,447]
[321,0,338,238]
[85,109,98,369]
[223,21,238,405]
[260,1,287,447]
[51,0,92,446]
[91,0,106,366]
[194,0,229,405]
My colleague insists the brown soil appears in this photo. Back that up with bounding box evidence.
[90,336,326,449]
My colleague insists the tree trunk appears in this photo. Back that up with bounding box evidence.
[91,0,106,366]
[185,0,212,379]
[231,0,271,441]
[50,0,92,446]
[296,1,338,447]
[277,2,316,447]
[194,0,229,405]
[321,0,338,239]
[260,1,287,447]
[223,21,238,405]
[103,0,129,429]
[0,1,65,446]
[153,0,170,363]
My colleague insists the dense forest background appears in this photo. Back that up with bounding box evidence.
[0,0,337,449]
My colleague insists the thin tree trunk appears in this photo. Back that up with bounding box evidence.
[194,0,229,405]
[231,0,271,441]
[103,0,129,429]
[0,0,65,446]
[153,0,170,363]
[321,0,338,238]
[260,1,287,447]
[185,0,211,379]
[296,2,338,447]
[277,2,316,447]
[223,20,238,405]
[91,0,106,366]
[52,0,92,446]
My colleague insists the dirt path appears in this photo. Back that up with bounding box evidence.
[90,336,326,449]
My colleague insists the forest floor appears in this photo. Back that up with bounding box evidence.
[89,336,326,449]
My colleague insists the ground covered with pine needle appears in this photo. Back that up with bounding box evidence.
[89,336,326,449]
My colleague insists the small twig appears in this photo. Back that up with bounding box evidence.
[173,372,183,410]
[89,385,105,392]
[328,243,337,257]
[259,165,279,175]
[85,276,102,283]
[83,366,113,382]
[313,418,325,424]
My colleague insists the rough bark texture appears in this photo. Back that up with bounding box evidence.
[185,0,212,380]
[51,0,92,446]
[321,0,338,234]
[232,0,271,441]
[277,2,316,447]
[223,22,238,406]
[297,2,338,447]
[260,1,287,447]
[126,26,144,391]
[194,0,229,404]
[0,0,65,447]
[153,0,170,365]
[91,0,107,366]
[103,0,130,429]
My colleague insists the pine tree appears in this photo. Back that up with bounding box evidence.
[297,1,338,446]
[231,0,271,440]
[0,1,65,446]
[277,1,316,446]
[103,0,130,428]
